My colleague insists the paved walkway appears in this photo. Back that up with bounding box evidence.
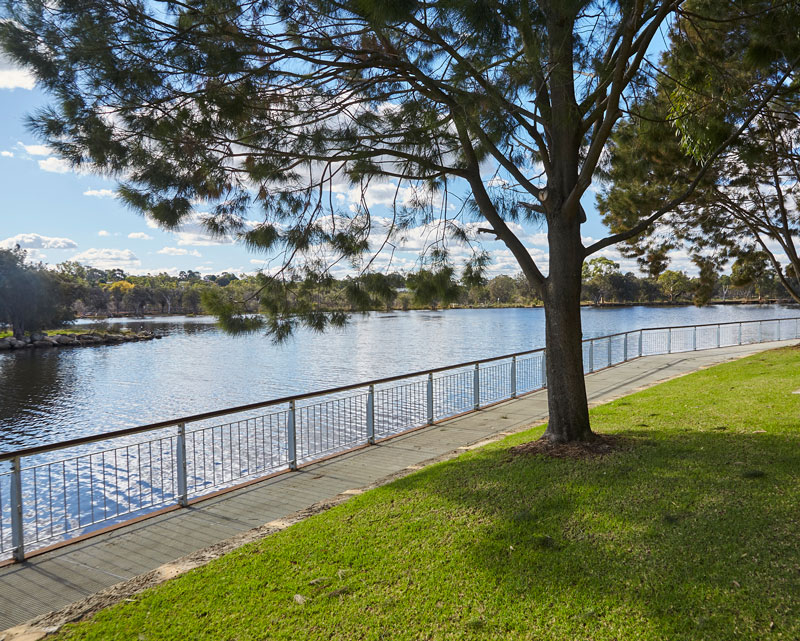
[0,340,793,631]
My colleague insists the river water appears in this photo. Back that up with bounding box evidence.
[1,304,798,451]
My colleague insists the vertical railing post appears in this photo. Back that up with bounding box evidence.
[10,456,24,563]
[176,423,188,507]
[541,351,547,389]
[589,340,594,372]
[638,330,643,357]
[426,374,434,425]
[758,321,762,343]
[667,328,672,354]
[623,333,628,362]
[287,400,297,471]
[510,356,517,399]
[473,363,480,410]
[607,336,612,367]
[738,322,742,345]
[692,326,697,351]
[716,324,720,348]
[795,318,798,339]
[367,385,375,443]
[778,320,783,341]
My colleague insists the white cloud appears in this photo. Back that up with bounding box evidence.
[487,176,509,188]
[158,246,202,257]
[0,233,78,250]
[72,248,141,270]
[146,212,235,246]
[37,157,71,174]
[84,189,116,199]
[0,56,35,90]
[1,151,13,158]
[26,249,46,261]
[128,232,153,240]
[181,214,237,245]
[19,142,51,156]
[98,230,111,237]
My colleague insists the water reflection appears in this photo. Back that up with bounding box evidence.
[0,350,75,449]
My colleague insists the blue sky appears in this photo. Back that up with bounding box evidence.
[0,57,654,279]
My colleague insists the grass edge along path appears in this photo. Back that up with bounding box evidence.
[21,347,800,640]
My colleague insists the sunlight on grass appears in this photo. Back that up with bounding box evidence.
[55,347,800,640]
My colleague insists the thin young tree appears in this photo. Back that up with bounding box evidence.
[2,0,797,442]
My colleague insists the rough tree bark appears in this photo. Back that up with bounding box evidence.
[537,7,594,442]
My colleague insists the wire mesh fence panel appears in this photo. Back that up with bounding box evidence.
[695,325,719,350]
[718,323,738,347]
[582,341,590,373]
[14,434,178,554]
[479,361,511,406]
[743,321,764,344]
[186,408,291,496]
[760,319,779,341]
[778,318,799,341]
[516,352,545,394]
[640,329,668,356]
[433,369,474,420]
[617,333,634,364]
[374,378,427,439]
[0,471,10,555]
[297,392,368,463]
[667,327,693,353]
[599,337,613,369]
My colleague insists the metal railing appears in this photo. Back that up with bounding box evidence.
[1,315,798,562]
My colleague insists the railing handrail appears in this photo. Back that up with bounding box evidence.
[2,314,797,462]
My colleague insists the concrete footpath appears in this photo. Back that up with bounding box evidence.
[0,340,794,632]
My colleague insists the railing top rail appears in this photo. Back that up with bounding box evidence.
[2,314,798,462]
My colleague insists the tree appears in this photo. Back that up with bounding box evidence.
[600,4,800,305]
[657,270,691,303]
[104,280,135,313]
[3,1,797,443]
[487,275,516,304]
[407,268,461,309]
[582,257,621,304]
[0,248,74,337]
[730,251,774,300]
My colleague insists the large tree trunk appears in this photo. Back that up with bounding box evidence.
[535,7,593,443]
[540,211,594,443]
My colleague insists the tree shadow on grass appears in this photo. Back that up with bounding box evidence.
[391,429,800,640]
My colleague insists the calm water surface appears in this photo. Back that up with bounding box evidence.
[1,304,797,450]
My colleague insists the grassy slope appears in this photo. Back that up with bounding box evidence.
[56,348,800,641]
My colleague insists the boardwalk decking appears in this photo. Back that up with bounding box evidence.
[0,340,793,631]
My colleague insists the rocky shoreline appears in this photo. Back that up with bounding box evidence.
[0,330,162,351]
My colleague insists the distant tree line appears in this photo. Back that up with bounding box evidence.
[2,246,794,338]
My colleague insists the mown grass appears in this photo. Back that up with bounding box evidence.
[54,347,800,640]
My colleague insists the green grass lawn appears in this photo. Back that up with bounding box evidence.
[54,347,800,640]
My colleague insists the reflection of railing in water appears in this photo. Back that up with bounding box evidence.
[1,316,798,562]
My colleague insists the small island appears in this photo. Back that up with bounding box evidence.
[0,329,161,351]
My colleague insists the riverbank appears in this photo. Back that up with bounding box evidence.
[0,329,161,351]
[7,343,798,640]
[69,297,798,317]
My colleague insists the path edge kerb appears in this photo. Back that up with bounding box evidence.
[2,341,794,641]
